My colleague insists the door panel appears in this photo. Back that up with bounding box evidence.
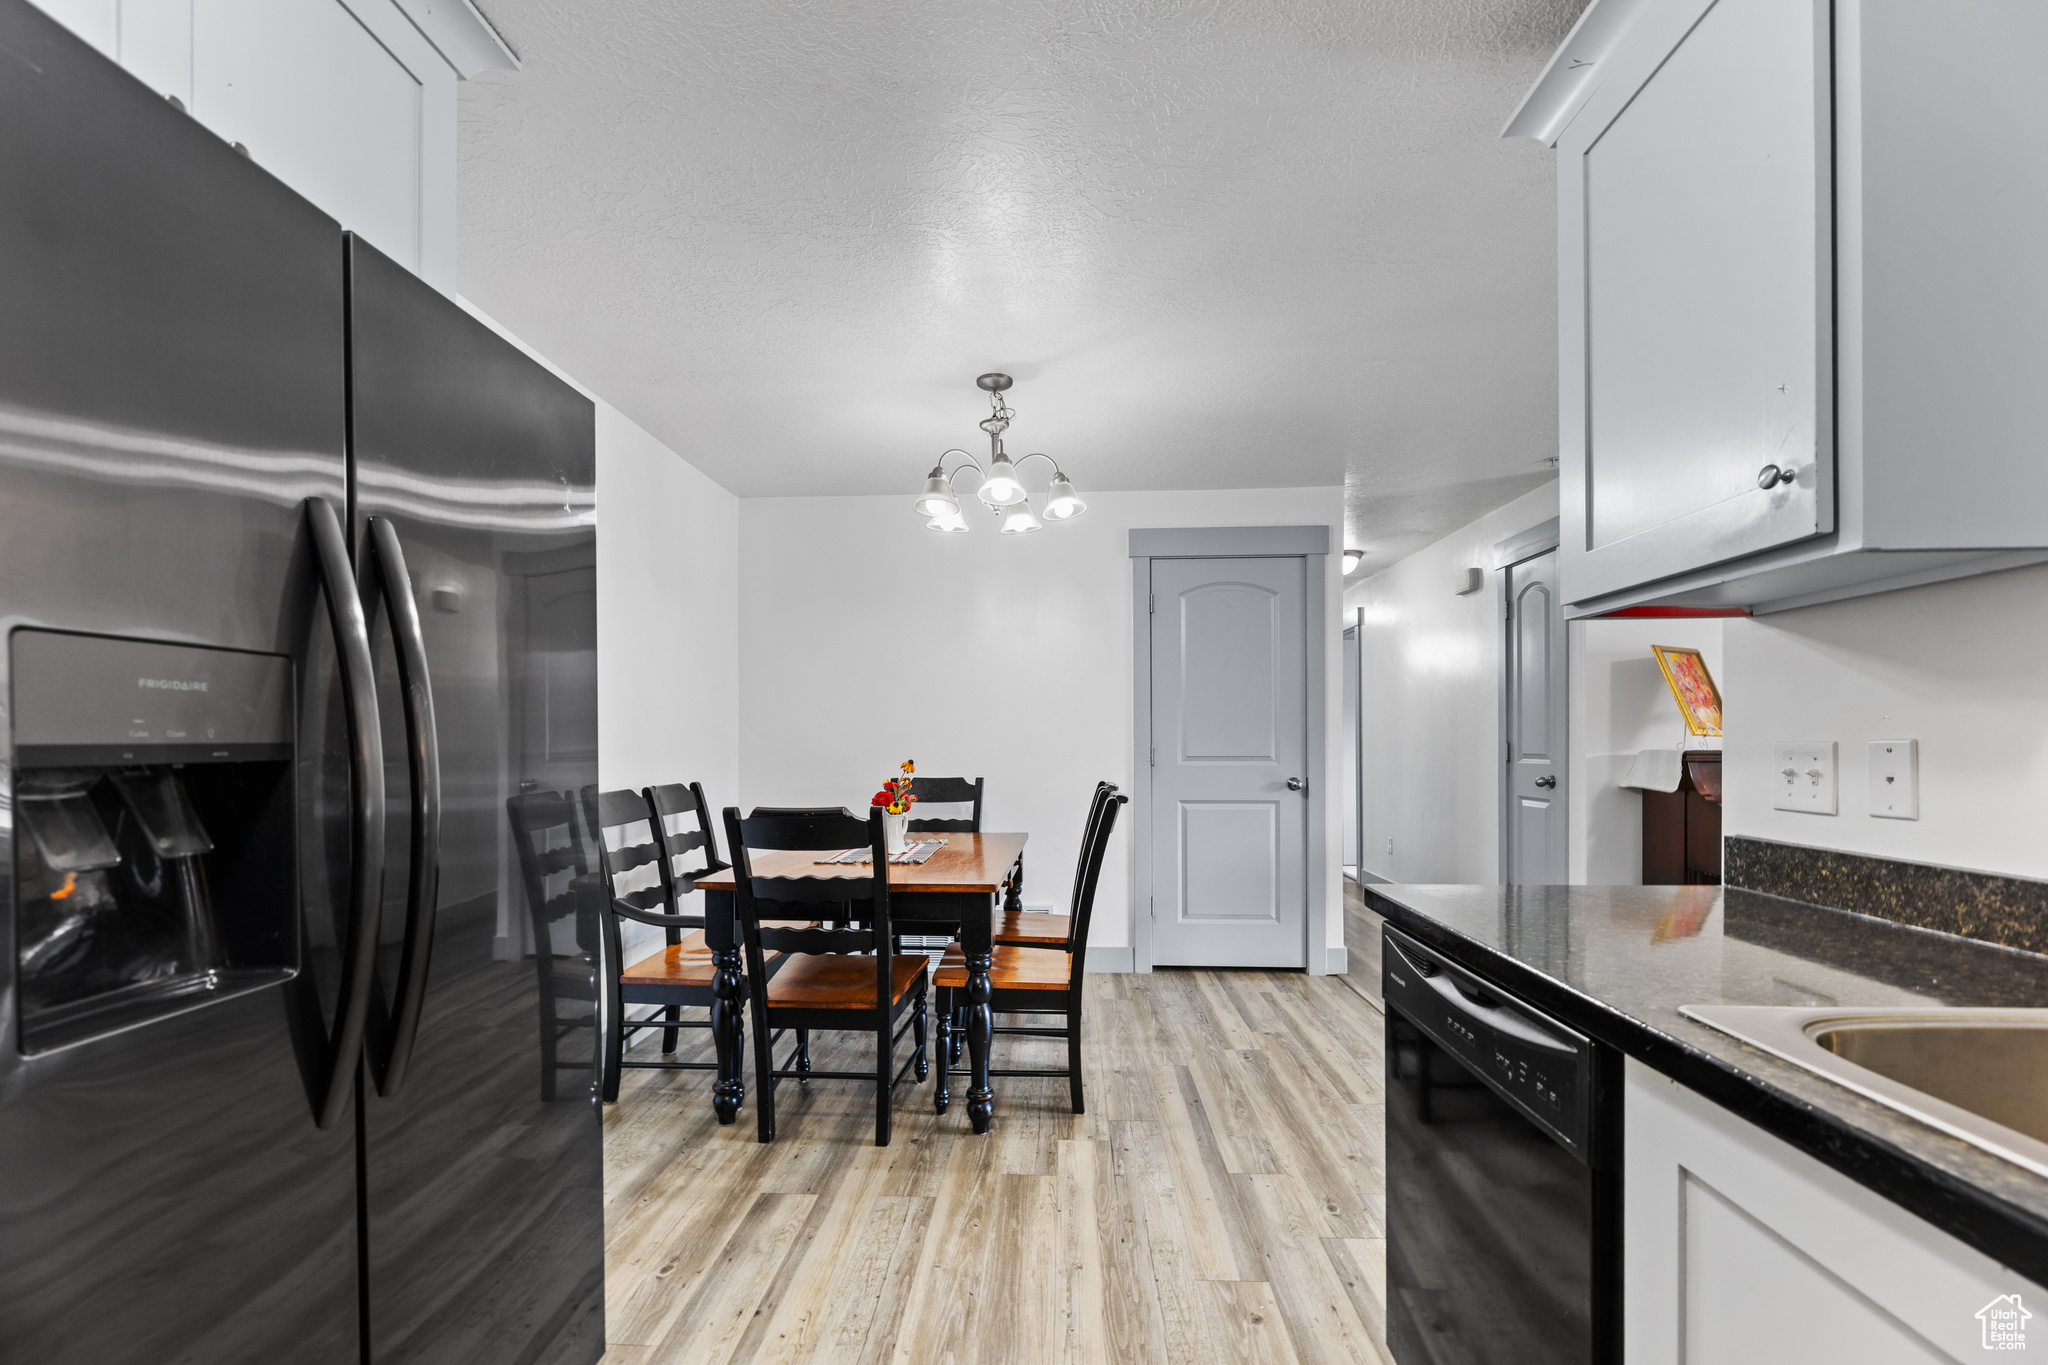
[1180,802,1279,923]
[1506,552,1567,884]
[1150,557,1307,968]
[346,238,603,1365]
[0,7,357,1361]
[1179,583,1278,760]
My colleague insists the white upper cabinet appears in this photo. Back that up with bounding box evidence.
[1513,0,2048,615]
[28,0,514,296]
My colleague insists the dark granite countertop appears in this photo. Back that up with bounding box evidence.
[1361,883,2048,1284]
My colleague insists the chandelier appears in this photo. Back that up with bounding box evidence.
[910,374,1087,534]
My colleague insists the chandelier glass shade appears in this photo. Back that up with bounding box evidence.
[911,374,1086,533]
[977,454,1026,507]
[914,472,958,518]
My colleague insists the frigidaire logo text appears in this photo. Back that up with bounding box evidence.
[138,678,208,692]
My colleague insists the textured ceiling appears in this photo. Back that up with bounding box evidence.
[457,0,1582,578]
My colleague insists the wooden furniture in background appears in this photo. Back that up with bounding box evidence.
[906,775,983,833]
[935,791,1123,1115]
[909,775,1029,920]
[504,790,596,1102]
[587,787,743,1102]
[991,782,1113,949]
[697,831,1026,1133]
[1642,750,1721,886]
[721,807,929,1146]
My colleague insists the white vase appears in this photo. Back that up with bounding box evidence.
[882,810,909,857]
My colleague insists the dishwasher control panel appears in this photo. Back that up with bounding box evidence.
[1382,925,1598,1162]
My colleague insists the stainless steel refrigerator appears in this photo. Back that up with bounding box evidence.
[0,5,603,1362]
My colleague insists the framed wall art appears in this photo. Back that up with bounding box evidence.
[1652,644,1723,737]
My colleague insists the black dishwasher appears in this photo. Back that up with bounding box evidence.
[1382,925,1619,1365]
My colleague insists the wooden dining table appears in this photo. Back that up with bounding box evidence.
[693,832,1027,1135]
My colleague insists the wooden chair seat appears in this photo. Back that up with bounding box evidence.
[935,943,1071,992]
[620,931,717,988]
[768,953,927,1009]
[992,910,1072,948]
[932,787,1121,1119]
[619,923,813,989]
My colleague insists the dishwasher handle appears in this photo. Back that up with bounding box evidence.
[1386,932,1582,1057]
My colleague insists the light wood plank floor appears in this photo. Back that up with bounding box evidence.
[600,907,1390,1365]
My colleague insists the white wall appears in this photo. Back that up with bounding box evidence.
[1569,618,1725,884]
[1723,562,2048,880]
[593,405,740,805]
[1347,481,1558,884]
[736,486,1345,967]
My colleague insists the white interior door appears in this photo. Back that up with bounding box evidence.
[1149,556,1308,968]
[1506,550,1567,883]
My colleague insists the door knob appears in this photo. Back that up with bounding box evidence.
[1758,464,1794,490]
[1286,777,1305,792]
[1534,775,1557,789]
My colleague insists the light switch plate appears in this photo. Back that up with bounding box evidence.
[1773,741,1838,814]
[1868,739,1918,819]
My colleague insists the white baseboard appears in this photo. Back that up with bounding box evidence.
[1352,868,1394,885]
[1325,946,1348,974]
[1086,945,1136,973]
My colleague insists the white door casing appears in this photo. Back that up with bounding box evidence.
[1148,555,1309,969]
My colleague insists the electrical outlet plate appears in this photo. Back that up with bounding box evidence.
[1868,739,1918,820]
[1773,741,1838,814]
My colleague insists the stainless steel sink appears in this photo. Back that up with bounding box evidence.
[1681,1006,2048,1178]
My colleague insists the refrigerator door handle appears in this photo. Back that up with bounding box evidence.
[367,517,441,1098]
[307,497,387,1129]
[591,873,622,1104]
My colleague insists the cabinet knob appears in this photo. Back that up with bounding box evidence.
[1758,464,1794,490]
[1534,775,1557,789]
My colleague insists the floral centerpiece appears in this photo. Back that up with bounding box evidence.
[871,761,916,856]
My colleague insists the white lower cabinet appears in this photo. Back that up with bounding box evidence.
[1625,1059,2043,1363]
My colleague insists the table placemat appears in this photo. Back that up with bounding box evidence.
[814,837,948,866]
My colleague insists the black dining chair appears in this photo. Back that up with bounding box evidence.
[505,790,600,1102]
[933,791,1123,1116]
[642,781,728,1053]
[586,787,752,1102]
[992,781,1115,950]
[905,776,982,833]
[646,781,725,901]
[723,805,929,1146]
[939,781,1114,1067]
[904,776,993,958]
